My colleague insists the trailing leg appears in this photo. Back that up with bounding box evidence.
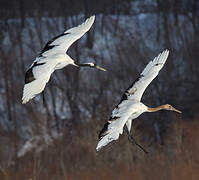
[124,125,148,154]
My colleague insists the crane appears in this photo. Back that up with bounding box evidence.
[96,50,181,153]
[22,15,106,104]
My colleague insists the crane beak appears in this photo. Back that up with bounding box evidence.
[95,65,107,71]
[172,107,182,113]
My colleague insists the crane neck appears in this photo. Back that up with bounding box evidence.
[77,63,93,67]
[74,62,93,67]
[147,105,166,112]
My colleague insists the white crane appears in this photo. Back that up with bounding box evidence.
[22,15,106,104]
[96,50,181,153]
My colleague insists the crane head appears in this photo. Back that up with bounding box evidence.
[86,62,107,71]
[164,104,182,113]
[75,62,107,71]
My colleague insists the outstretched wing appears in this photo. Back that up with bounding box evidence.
[96,100,137,151]
[39,15,95,57]
[22,57,57,104]
[121,49,169,102]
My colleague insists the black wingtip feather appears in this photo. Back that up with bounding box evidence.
[25,68,35,84]
[25,62,46,84]
[40,45,57,56]
[98,122,110,140]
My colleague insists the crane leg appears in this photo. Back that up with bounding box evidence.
[124,125,148,154]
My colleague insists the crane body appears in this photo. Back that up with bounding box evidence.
[22,15,106,104]
[96,50,181,152]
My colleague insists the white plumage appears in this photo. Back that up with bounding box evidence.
[22,15,106,104]
[96,50,181,152]
[127,50,169,101]
[97,101,147,151]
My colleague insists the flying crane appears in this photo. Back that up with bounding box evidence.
[96,50,181,153]
[22,15,106,104]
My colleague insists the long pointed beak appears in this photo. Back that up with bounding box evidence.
[172,107,182,114]
[95,65,107,71]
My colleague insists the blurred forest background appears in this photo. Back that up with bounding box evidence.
[0,0,199,179]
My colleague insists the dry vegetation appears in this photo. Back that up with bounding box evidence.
[1,116,199,180]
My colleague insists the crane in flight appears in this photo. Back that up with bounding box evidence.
[22,15,106,104]
[96,50,181,153]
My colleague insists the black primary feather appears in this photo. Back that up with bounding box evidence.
[39,32,70,57]
[25,68,35,84]
[25,62,45,84]
[98,116,120,140]
[116,75,143,107]
[98,122,110,140]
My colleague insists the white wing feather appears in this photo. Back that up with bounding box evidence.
[96,101,146,151]
[126,49,169,101]
[96,101,134,151]
[22,78,48,104]
[41,15,95,57]
[22,57,57,104]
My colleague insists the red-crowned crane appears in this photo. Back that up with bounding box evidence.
[96,50,181,153]
[22,15,106,104]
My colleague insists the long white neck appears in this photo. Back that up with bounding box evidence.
[62,55,93,67]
